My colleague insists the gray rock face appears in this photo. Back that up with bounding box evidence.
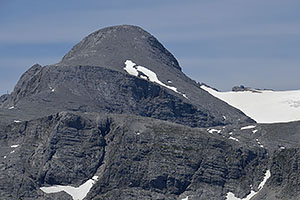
[59,25,181,71]
[0,112,268,200]
[1,65,217,128]
[0,94,9,107]
[268,149,300,199]
[0,112,108,199]
[2,112,299,200]
[87,117,268,200]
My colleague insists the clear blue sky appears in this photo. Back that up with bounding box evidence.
[1,0,300,95]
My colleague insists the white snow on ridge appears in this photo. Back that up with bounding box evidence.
[124,60,188,99]
[201,85,300,123]
[241,125,256,130]
[124,60,139,76]
[136,64,179,92]
[207,128,221,134]
[256,139,264,148]
[40,176,99,200]
[258,170,271,190]
[10,144,19,148]
[182,94,188,99]
[226,170,271,200]
[8,106,15,110]
[49,87,55,92]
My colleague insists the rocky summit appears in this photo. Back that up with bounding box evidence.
[0,25,300,200]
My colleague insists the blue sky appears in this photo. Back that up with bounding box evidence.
[1,0,300,95]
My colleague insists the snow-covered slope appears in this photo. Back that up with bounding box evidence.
[201,85,300,123]
[124,60,188,98]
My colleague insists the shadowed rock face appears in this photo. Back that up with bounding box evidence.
[0,65,217,128]
[0,112,268,200]
[1,112,300,200]
[0,94,8,106]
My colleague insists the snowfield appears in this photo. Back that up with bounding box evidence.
[201,85,300,123]
[40,176,99,200]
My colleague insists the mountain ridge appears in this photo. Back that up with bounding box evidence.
[0,25,254,127]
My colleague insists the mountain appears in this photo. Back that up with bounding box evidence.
[0,25,253,127]
[1,25,300,200]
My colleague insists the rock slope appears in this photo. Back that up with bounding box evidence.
[0,112,267,200]
[1,112,300,200]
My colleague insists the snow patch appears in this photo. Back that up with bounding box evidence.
[40,176,99,200]
[182,94,189,99]
[280,146,285,150]
[226,170,271,200]
[124,60,139,76]
[255,139,264,147]
[208,129,221,134]
[124,60,188,99]
[49,87,55,92]
[8,106,15,110]
[10,150,15,154]
[241,125,256,130]
[258,170,271,189]
[10,144,19,148]
[14,120,22,123]
[140,75,148,80]
[252,130,258,134]
[3,156,7,159]
[201,85,300,123]
[229,136,239,142]
[181,196,189,200]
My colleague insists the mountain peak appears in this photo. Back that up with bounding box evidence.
[59,25,182,71]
